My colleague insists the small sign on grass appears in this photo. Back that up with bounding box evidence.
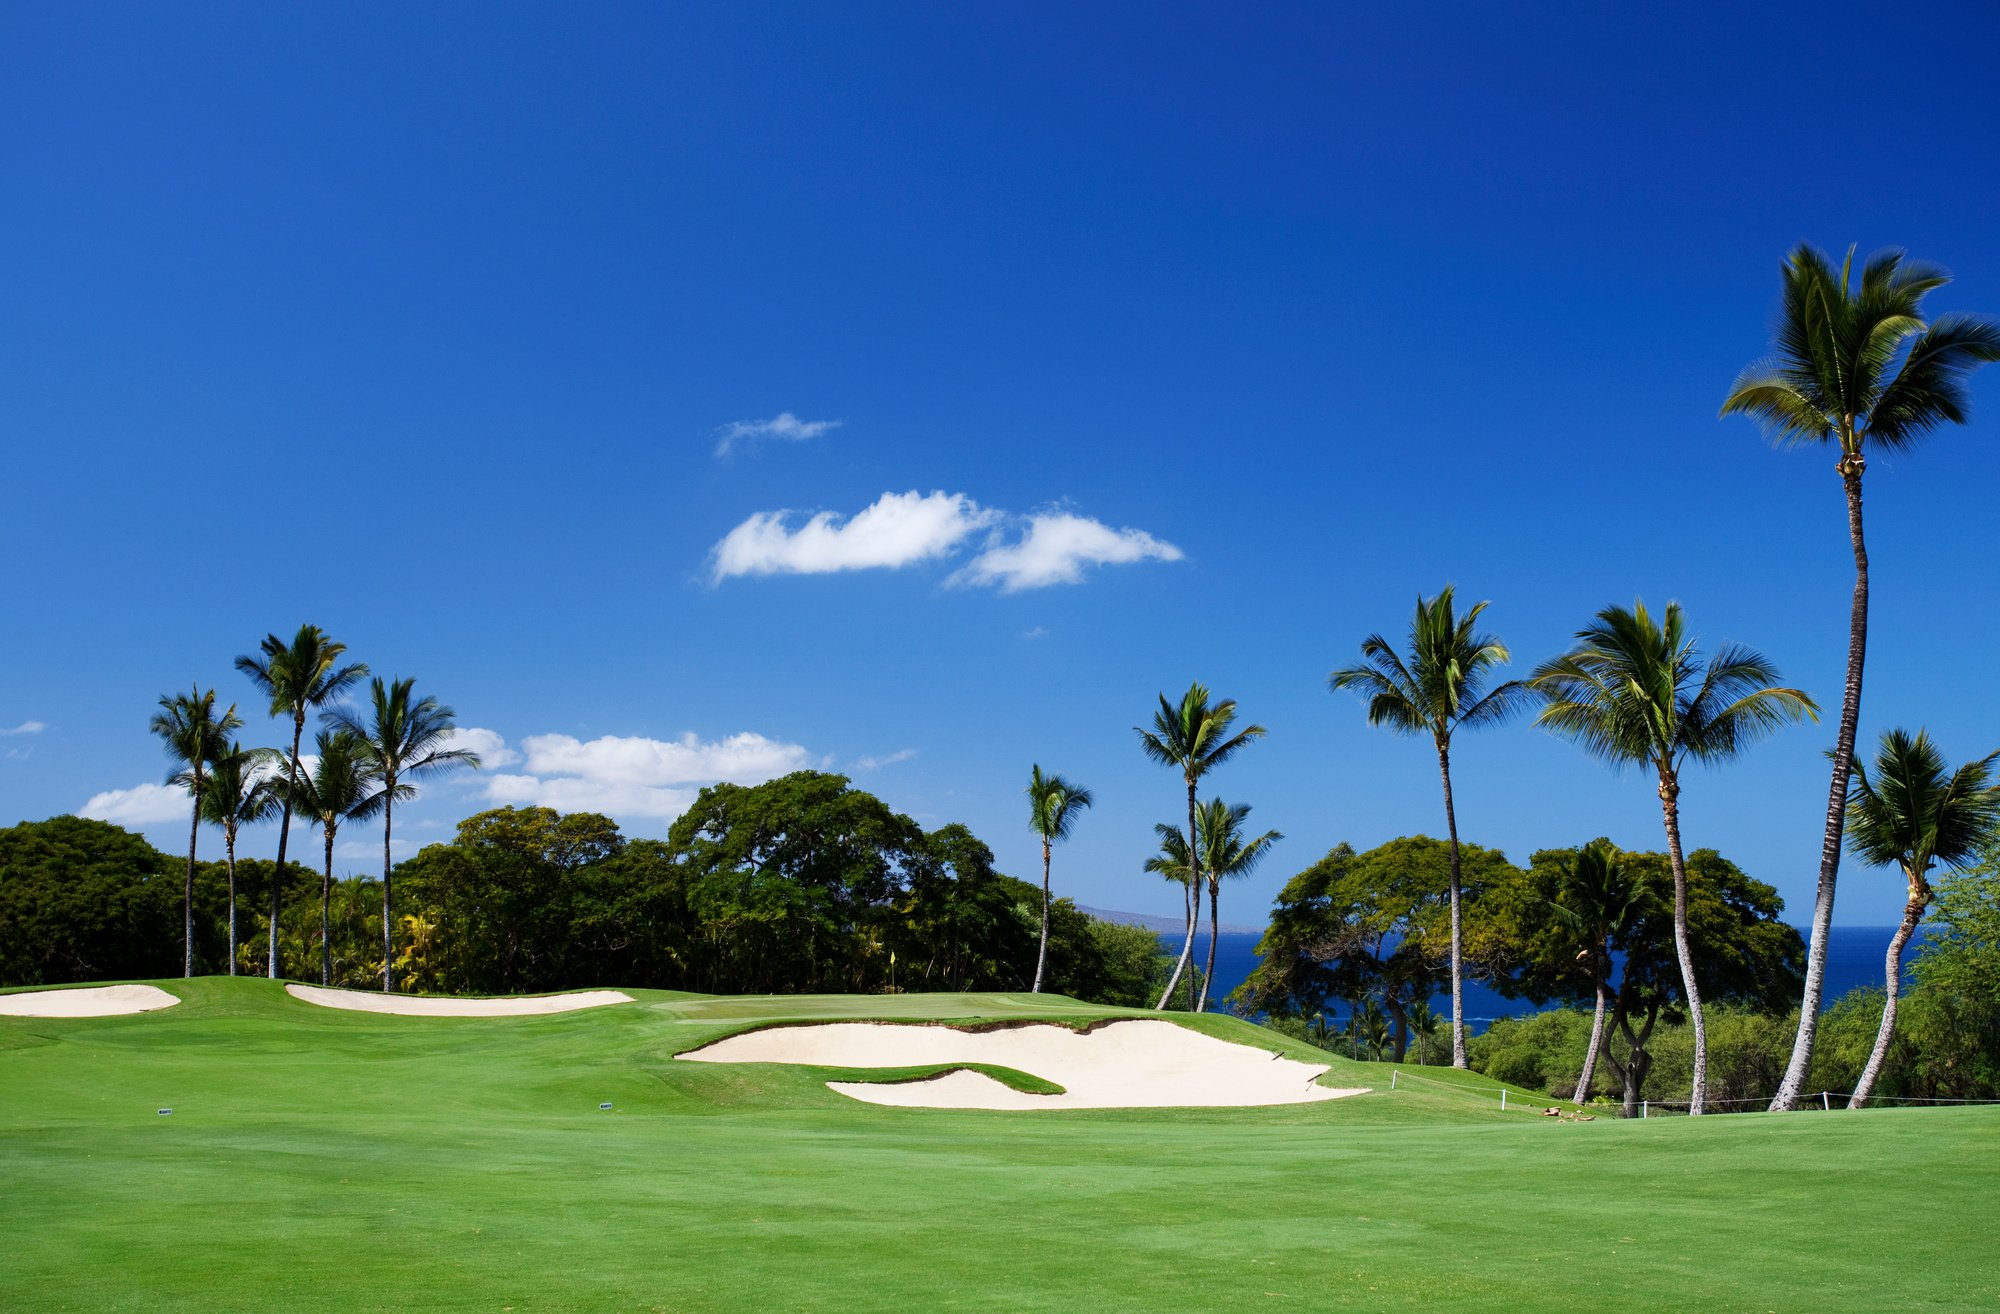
[156,1108,172,1116]
[599,1102,613,1110]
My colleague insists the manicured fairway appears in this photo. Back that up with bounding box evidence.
[2,978,1994,1312]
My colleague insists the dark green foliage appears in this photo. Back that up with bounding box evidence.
[1232,835,1521,1060]
[0,772,1162,1006]
[0,817,188,985]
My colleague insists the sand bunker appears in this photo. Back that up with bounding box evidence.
[285,984,633,1016]
[679,1018,1368,1110]
[0,984,182,1018]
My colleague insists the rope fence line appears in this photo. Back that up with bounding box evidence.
[1385,1069,2000,1116]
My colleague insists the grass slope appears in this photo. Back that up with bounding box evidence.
[0,977,1993,1312]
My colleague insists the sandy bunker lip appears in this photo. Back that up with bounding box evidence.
[285,984,634,1016]
[0,984,182,1018]
[678,1018,1369,1109]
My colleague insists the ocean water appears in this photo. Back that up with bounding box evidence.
[1195,925,1922,1028]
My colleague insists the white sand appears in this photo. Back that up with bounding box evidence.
[0,984,182,1017]
[679,1018,1369,1110]
[285,984,634,1016]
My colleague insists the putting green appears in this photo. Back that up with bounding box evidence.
[2,977,1994,1312]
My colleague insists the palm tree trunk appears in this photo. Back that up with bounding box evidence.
[321,827,334,987]
[184,784,201,978]
[1437,741,1467,1068]
[1033,837,1051,993]
[1200,879,1219,1013]
[225,826,239,976]
[382,788,396,993]
[1850,878,1926,1109]
[1774,461,1868,1111]
[270,715,304,979]
[1575,966,1607,1106]
[1658,771,1708,1115]
[1154,780,1200,1010]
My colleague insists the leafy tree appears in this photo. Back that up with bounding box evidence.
[1235,836,1520,1060]
[398,806,626,994]
[669,771,921,994]
[1193,799,1281,1012]
[0,817,184,985]
[200,740,279,975]
[153,685,243,976]
[1913,847,2000,1002]
[236,625,368,978]
[896,824,1033,992]
[1722,244,2000,1110]
[1025,765,1093,994]
[284,730,381,986]
[328,676,480,991]
[1532,601,1816,1114]
[1329,586,1526,1066]
[1843,730,2000,1106]
[1136,683,1265,1010]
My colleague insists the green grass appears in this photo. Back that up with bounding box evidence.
[2,977,1995,1312]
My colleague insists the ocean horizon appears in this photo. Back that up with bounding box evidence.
[1165,924,1922,1027]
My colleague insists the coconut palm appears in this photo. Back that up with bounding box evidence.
[200,741,281,974]
[329,677,479,992]
[236,626,368,978]
[1141,822,1197,1010]
[1722,244,2000,1110]
[1406,999,1441,1065]
[1545,839,1654,1105]
[1136,683,1266,1010]
[1330,586,1526,1066]
[283,730,381,987]
[154,687,244,976]
[1193,798,1282,1012]
[1531,600,1817,1114]
[1025,765,1094,994]
[1843,729,2000,1108]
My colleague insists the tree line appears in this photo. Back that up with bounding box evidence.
[0,772,1170,1005]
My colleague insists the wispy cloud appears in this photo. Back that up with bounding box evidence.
[78,782,186,825]
[959,511,1184,592]
[1,720,46,736]
[710,490,999,583]
[1021,626,1051,640]
[714,412,842,457]
[854,748,918,771]
[481,729,813,821]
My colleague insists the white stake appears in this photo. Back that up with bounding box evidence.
[1500,1089,1507,1111]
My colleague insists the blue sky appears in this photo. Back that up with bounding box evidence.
[5,2,1998,927]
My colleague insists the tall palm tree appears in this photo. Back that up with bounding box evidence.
[1531,600,1817,1114]
[1330,586,1525,1066]
[154,687,244,977]
[1136,683,1266,1010]
[200,740,281,975]
[236,626,368,979]
[1843,728,2000,1108]
[1722,244,2000,1110]
[329,677,479,992]
[284,731,381,987]
[1025,765,1093,994]
[1545,839,1654,1105]
[1192,798,1282,1012]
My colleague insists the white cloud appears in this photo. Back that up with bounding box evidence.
[710,490,999,582]
[854,748,918,771]
[483,731,813,820]
[79,782,187,825]
[1,720,46,736]
[714,412,841,457]
[957,512,1184,592]
[441,726,518,767]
